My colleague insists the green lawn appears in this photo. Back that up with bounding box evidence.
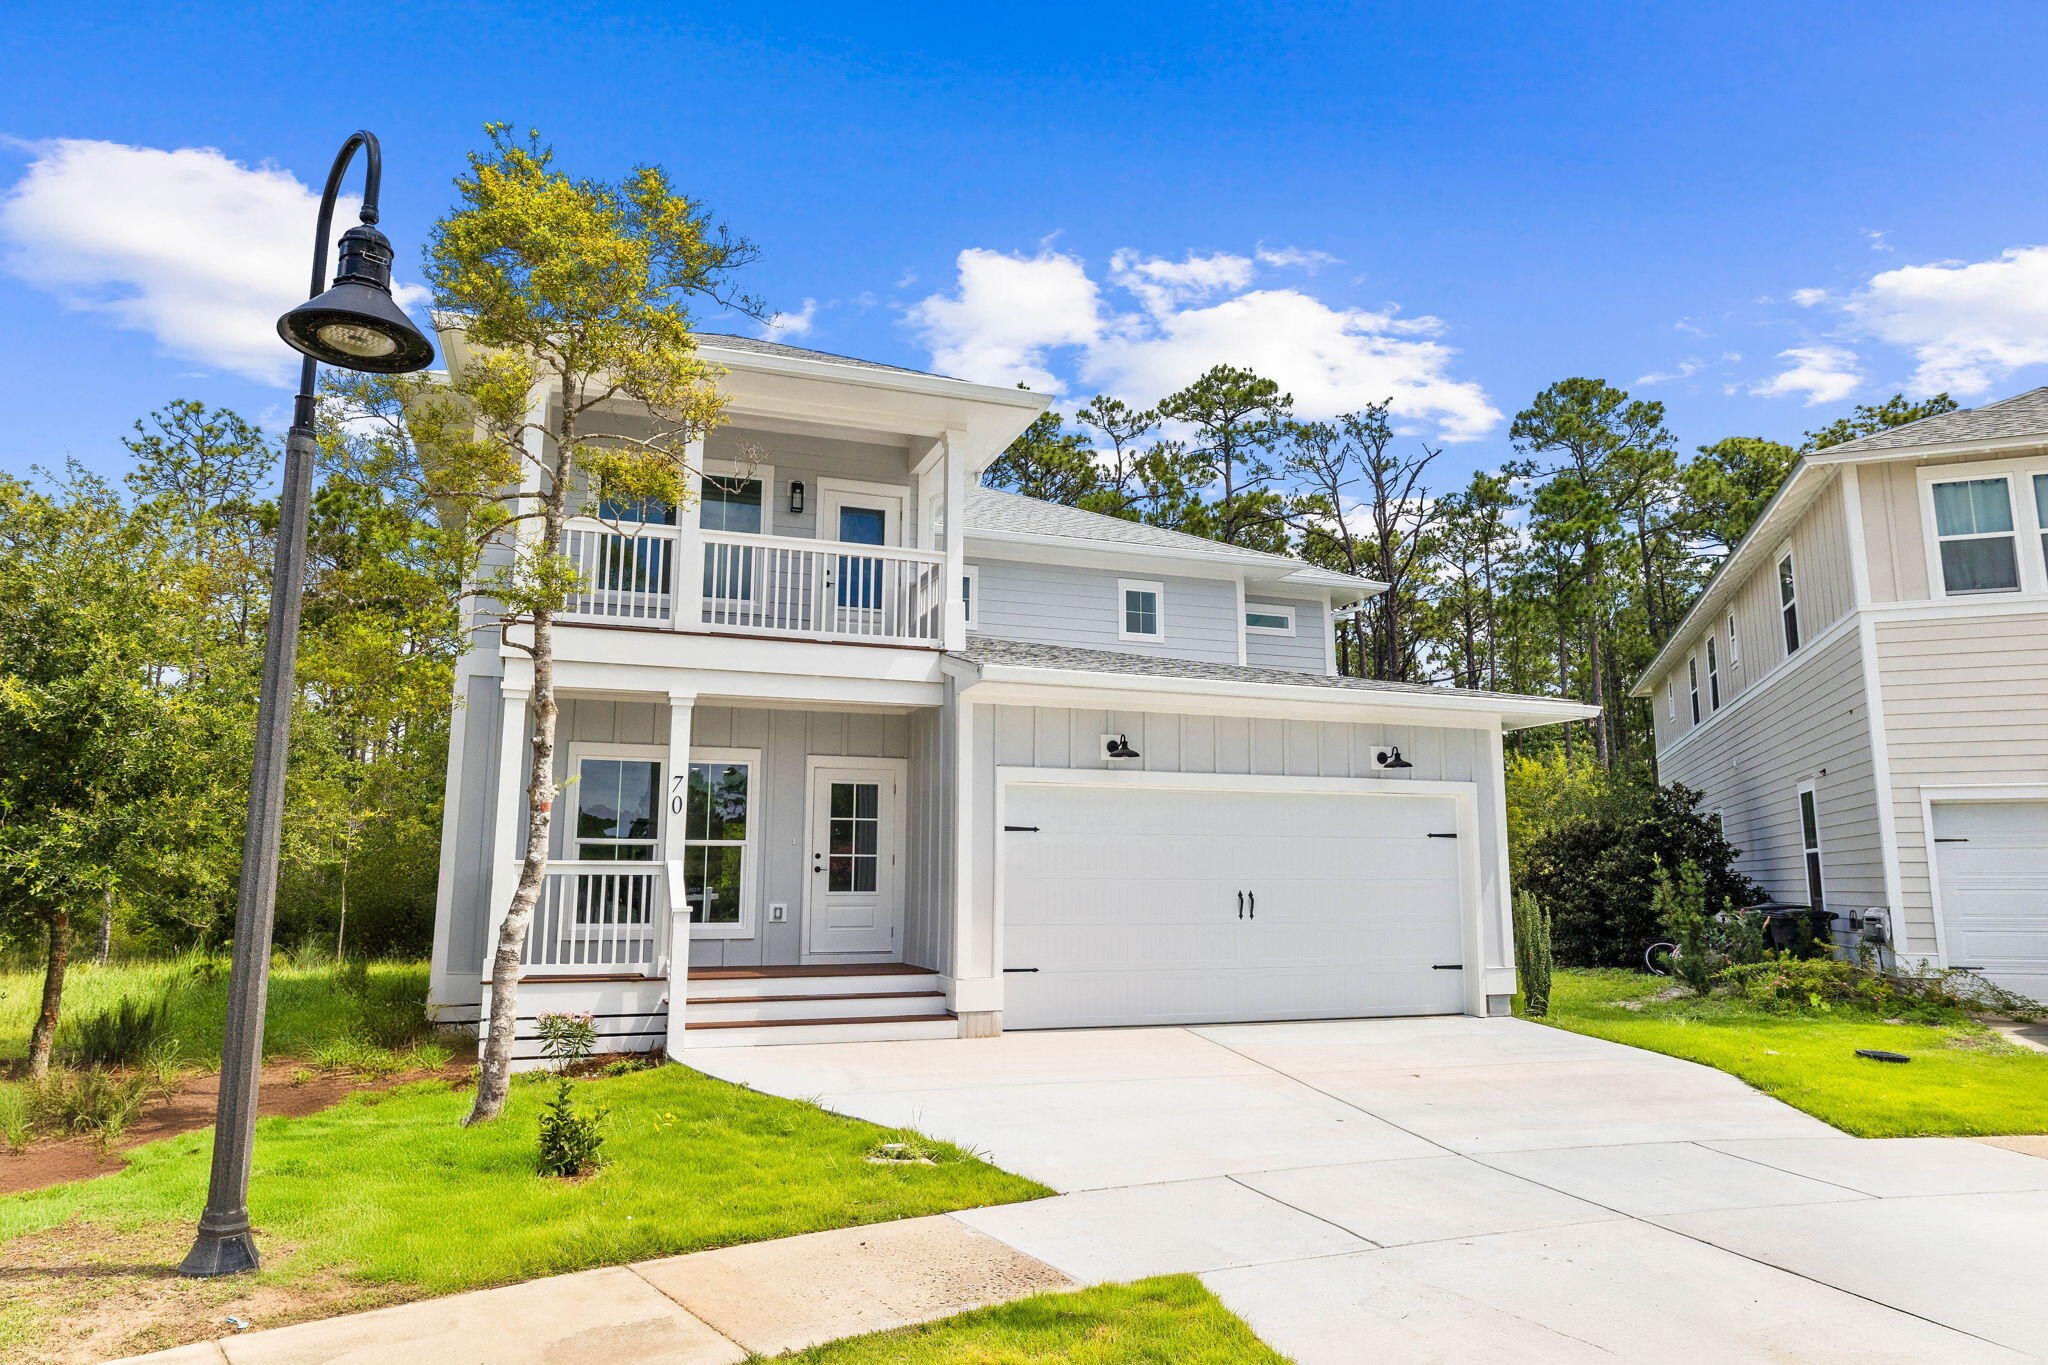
[0,955,434,1067]
[1536,968,2048,1137]
[779,1276,1288,1365]
[0,1065,1049,1359]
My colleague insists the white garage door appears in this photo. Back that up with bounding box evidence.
[1933,801,2048,1004]
[1000,782,1469,1030]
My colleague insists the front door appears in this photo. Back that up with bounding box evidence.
[805,762,904,957]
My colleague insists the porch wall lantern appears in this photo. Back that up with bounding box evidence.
[1376,746,1414,770]
[181,130,433,1281]
[789,479,806,515]
[1105,734,1141,760]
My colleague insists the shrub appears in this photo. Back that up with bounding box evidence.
[62,989,177,1067]
[1523,783,1759,967]
[1656,860,1769,994]
[1720,958,1949,1019]
[533,1010,607,1177]
[21,1064,174,1149]
[1513,891,1553,1017]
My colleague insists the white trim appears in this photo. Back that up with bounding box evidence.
[1841,466,1905,922]
[1234,578,1249,665]
[991,766,1489,1017]
[966,524,1380,598]
[801,755,908,959]
[694,336,1051,412]
[1243,603,1297,635]
[1117,578,1166,642]
[675,745,764,941]
[1653,608,1860,763]
[1727,610,1740,671]
[1797,778,1826,913]
[817,477,908,549]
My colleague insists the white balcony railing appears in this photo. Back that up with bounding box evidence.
[554,520,947,647]
[520,862,669,974]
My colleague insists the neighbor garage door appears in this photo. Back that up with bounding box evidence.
[1000,781,1469,1030]
[1933,800,2048,1005]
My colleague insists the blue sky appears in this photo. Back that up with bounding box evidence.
[6,1,2048,488]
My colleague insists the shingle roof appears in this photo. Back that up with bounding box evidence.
[967,488,1372,587]
[955,633,1567,705]
[695,333,939,378]
[1822,387,2048,453]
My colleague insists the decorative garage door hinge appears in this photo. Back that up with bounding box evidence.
[1431,963,1464,970]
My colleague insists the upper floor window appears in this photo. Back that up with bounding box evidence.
[1666,677,1676,722]
[1706,637,1721,710]
[1688,656,1700,724]
[962,566,979,628]
[1119,579,1164,641]
[1778,553,1800,653]
[701,476,764,534]
[597,493,675,525]
[1931,476,2020,595]
[1727,612,1739,668]
[1245,605,1296,634]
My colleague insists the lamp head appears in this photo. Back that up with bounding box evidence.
[277,223,435,373]
[1105,734,1141,760]
[1377,745,1414,770]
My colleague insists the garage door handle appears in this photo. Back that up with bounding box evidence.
[1432,963,1464,970]
[1428,832,1458,839]
[1237,890,1244,919]
[1005,825,1040,832]
[1248,891,1255,919]
[1934,838,1968,843]
[1004,967,1039,973]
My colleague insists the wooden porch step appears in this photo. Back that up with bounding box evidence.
[687,962,935,980]
[687,1013,955,1030]
[688,990,942,1005]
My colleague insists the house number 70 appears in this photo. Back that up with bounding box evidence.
[669,773,687,815]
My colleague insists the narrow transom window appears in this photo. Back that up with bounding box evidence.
[1778,554,1801,654]
[1931,477,2019,595]
[1119,580,1163,639]
[1244,605,1295,634]
[1707,638,1721,710]
[1688,657,1700,725]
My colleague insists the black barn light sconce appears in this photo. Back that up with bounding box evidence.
[1105,734,1141,760]
[788,480,805,515]
[1376,746,1414,770]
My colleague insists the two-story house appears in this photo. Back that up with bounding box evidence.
[1636,389,2048,1003]
[424,330,1594,1060]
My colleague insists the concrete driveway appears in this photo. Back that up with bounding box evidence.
[690,1016,2048,1362]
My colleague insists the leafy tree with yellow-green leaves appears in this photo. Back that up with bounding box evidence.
[399,125,763,1123]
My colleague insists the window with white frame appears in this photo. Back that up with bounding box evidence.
[1706,637,1721,710]
[1778,552,1800,653]
[1727,611,1739,668]
[1930,476,2021,595]
[962,566,979,628]
[1118,579,1163,640]
[1667,676,1676,722]
[1688,656,1700,724]
[682,753,754,932]
[1244,603,1296,634]
[1798,784,1825,912]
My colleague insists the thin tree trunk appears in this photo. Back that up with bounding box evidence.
[97,886,114,965]
[335,843,349,963]
[29,908,71,1078]
[1587,623,1611,768]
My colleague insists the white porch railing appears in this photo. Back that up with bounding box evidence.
[701,530,945,645]
[519,862,669,974]
[553,520,948,647]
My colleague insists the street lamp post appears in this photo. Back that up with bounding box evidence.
[180,130,434,1278]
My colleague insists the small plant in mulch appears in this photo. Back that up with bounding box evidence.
[534,1011,609,1179]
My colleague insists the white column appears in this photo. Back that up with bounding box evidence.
[672,437,706,633]
[426,669,477,1012]
[941,430,968,651]
[662,690,697,1059]
[1234,577,1249,665]
[483,683,532,987]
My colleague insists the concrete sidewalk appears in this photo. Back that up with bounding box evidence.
[123,1214,1073,1364]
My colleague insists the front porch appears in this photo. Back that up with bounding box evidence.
[473,696,960,1059]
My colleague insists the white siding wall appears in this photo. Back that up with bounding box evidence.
[957,704,1513,1008]
[1875,611,2048,953]
[967,559,1241,663]
[704,426,914,542]
[1244,595,1331,673]
[1655,626,1887,914]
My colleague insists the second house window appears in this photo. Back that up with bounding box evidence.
[1119,579,1163,640]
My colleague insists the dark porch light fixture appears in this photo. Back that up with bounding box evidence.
[1105,734,1141,760]
[181,131,433,1281]
[1377,746,1413,770]
[789,479,805,514]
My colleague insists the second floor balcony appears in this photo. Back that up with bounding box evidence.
[557,518,951,648]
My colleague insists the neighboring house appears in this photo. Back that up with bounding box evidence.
[425,330,1593,1059]
[1635,389,2048,1002]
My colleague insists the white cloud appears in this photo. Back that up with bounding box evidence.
[758,297,817,339]
[0,138,429,385]
[907,245,1499,441]
[1835,245,2048,396]
[905,248,1102,393]
[1864,229,1893,253]
[1635,357,1705,386]
[1254,244,1339,271]
[1751,345,1863,405]
[1791,287,1829,307]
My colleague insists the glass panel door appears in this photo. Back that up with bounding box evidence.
[837,506,886,610]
